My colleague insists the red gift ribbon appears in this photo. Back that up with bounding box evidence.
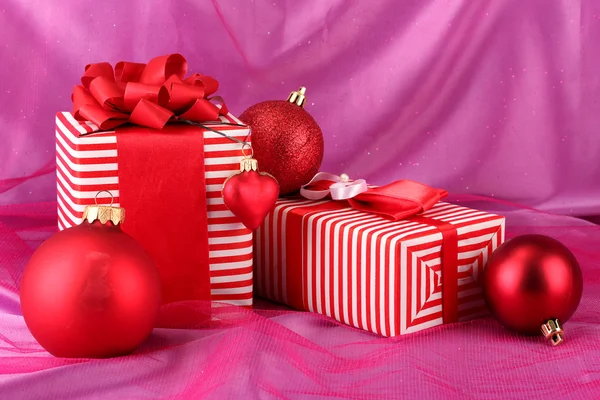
[300,173,460,324]
[72,54,228,131]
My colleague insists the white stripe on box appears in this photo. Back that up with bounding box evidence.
[219,298,253,307]
[323,210,363,319]
[350,219,389,329]
[210,272,253,284]
[57,206,73,229]
[458,233,496,247]
[207,197,225,205]
[56,145,118,172]
[271,204,280,300]
[58,115,117,143]
[208,233,253,245]
[377,224,417,336]
[415,304,442,319]
[423,205,468,218]
[429,209,480,221]
[206,184,224,193]
[211,285,252,295]
[339,215,378,325]
[456,219,503,234]
[400,239,408,334]
[276,200,330,303]
[57,191,82,226]
[204,142,245,152]
[206,170,237,179]
[441,210,488,223]
[458,250,485,260]
[204,156,245,166]
[57,132,118,159]
[421,203,463,217]
[203,129,248,140]
[210,259,252,271]
[305,210,336,313]
[209,247,252,258]
[57,159,119,185]
[226,113,244,125]
[57,182,120,214]
[404,317,443,334]
[208,223,246,232]
[208,210,236,219]
[62,112,108,136]
[57,172,120,200]
[263,212,272,298]
[446,213,498,226]
[414,245,442,258]
[411,252,419,321]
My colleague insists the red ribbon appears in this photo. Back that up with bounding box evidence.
[301,175,460,324]
[302,176,448,220]
[72,54,228,131]
[115,124,211,305]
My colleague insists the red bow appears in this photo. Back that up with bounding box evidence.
[301,172,448,220]
[72,54,228,131]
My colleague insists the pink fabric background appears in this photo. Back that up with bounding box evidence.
[1,0,599,398]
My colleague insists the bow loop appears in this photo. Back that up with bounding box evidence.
[72,54,227,133]
[301,172,447,220]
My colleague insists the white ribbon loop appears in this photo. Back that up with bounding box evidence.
[300,172,368,200]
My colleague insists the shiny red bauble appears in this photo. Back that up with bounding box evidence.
[223,170,279,230]
[20,217,161,358]
[240,90,324,195]
[482,234,583,336]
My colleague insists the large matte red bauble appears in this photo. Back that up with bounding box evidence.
[240,100,324,195]
[20,220,161,358]
[482,234,583,335]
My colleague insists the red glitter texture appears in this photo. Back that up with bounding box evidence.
[240,100,324,195]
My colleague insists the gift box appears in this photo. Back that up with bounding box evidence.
[254,191,505,336]
[55,54,253,307]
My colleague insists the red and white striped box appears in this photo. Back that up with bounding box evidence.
[254,198,505,336]
[56,111,253,307]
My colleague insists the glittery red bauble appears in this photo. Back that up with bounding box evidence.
[20,220,161,358]
[482,234,582,335]
[240,100,324,195]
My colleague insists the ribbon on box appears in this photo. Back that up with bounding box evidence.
[300,172,460,324]
[72,53,229,131]
[70,54,235,304]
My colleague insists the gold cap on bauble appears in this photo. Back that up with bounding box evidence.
[287,87,307,108]
[82,191,125,226]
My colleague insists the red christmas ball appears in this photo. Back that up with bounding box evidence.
[20,207,161,358]
[482,234,582,341]
[240,88,324,195]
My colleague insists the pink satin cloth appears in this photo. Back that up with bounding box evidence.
[1,0,600,398]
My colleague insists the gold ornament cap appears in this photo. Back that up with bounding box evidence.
[81,191,125,226]
[541,318,564,346]
[287,87,307,108]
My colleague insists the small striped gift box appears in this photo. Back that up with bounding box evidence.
[56,111,253,307]
[254,198,505,336]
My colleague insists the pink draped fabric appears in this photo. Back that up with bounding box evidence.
[1,0,599,398]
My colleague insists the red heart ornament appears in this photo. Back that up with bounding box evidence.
[222,171,279,230]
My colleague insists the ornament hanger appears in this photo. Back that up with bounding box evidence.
[95,190,115,206]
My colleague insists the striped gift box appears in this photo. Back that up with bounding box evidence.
[254,198,505,336]
[56,111,253,307]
